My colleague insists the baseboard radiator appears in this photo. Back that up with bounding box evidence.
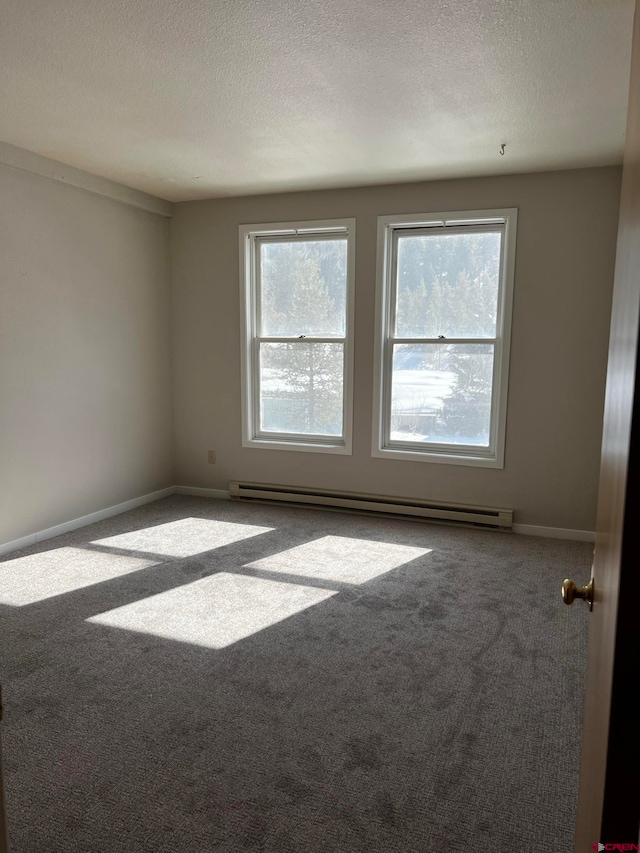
[229,481,513,532]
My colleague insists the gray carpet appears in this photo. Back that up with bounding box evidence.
[0,496,590,851]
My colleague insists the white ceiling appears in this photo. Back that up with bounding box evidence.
[0,0,634,202]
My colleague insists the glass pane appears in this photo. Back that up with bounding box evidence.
[260,239,347,337]
[395,231,501,338]
[390,343,494,446]
[260,342,344,436]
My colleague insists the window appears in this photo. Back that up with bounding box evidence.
[372,209,517,468]
[240,219,355,453]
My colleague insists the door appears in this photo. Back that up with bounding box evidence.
[573,1,640,848]
[0,687,7,852]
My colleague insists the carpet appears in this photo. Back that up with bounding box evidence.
[0,495,591,851]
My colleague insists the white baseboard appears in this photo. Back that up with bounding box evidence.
[174,485,231,500]
[512,523,595,542]
[0,532,38,558]
[0,487,175,558]
[0,484,595,559]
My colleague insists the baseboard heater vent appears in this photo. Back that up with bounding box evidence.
[229,481,512,532]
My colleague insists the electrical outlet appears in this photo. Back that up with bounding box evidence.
[208,450,216,464]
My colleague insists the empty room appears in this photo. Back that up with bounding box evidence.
[1,1,639,851]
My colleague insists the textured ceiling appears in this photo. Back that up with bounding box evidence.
[0,0,634,201]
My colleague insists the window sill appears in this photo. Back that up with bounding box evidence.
[244,437,352,455]
[371,445,504,468]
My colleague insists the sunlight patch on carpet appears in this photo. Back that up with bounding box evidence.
[244,535,431,584]
[0,547,160,605]
[87,572,336,649]
[91,517,274,558]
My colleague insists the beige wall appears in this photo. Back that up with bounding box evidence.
[0,164,173,546]
[171,167,621,531]
[0,162,621,545]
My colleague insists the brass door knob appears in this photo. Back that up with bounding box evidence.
[562,577,594,610]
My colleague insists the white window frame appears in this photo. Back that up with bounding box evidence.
[372,208,517,469]
[239,218,356,454]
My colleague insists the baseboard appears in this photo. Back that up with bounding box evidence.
[0,532,38,558]
[174,485,231,500]
[0,487,175,558]
[512,523,595,542]
[179,487,593,540]
[0,486,594,559]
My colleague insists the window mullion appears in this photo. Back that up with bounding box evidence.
[257,336,346,344]
[388,337,497,345]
